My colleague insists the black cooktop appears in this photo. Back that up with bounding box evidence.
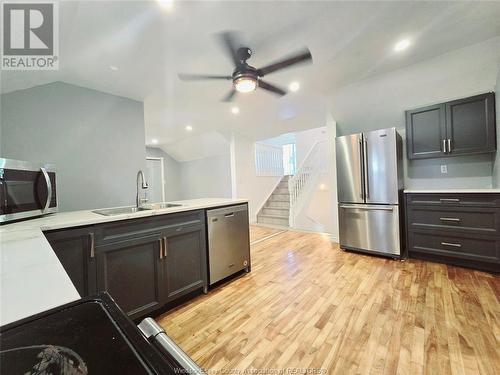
[0,293,178,374]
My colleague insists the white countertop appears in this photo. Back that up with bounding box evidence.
[404,189,500,193]
[0,198,248,326]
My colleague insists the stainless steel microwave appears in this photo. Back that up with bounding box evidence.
[0,158,58,224]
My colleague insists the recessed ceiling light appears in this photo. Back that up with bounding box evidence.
[289,81,300,92]
[394,39,410,52]
[151,138,159,145]
[231,106,240,115]
[185,125,193,131]
[110,65,118,71]
[157,0,174,11]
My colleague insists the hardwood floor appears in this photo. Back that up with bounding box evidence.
[157,227,500,375]
[249,224,287,244]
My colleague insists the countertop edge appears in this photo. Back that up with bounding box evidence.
[404,189,500,194]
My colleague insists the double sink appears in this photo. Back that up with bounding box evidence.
[92,203,182,216]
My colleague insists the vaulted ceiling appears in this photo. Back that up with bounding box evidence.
[2,1,500,160]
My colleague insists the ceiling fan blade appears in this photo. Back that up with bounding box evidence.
[257,48,312,76]
[258,80,287,96]
[222,89,237,102]
[217,31,241,67]
[178,73,232,81]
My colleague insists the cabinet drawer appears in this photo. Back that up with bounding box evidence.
[408,230,500,264]
[96,210,204,244]
[408,206,500,235]
[407,193,500,208]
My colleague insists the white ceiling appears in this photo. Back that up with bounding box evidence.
[2,0,500,161]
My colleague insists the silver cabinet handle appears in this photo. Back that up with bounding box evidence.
[40,167,52,212]
[363,138,369,199]
[441,242,462,248]
[447,138,452,153]
[89,232,95,258]
[340,205,393,211]
[442,139,447,153]
[439,198,460,203]
[224,212,235,218]
[440,217,461,222]
[358,138,364,199]
[159,238,163,259]
[163,236,168,257]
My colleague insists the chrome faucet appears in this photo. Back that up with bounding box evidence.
[136,170,149,207]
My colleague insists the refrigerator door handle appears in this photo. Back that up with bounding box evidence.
[363,138,369,199]
[358,137,364,199]
[339,205,394,211]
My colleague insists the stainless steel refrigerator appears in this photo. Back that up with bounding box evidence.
[336,127,403,257]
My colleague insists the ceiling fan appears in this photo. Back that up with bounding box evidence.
[178,31,312,102]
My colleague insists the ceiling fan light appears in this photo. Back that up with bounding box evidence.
[234,77,257,93]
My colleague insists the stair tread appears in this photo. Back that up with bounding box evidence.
[258,213,289,219]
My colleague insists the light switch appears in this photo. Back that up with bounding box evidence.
[440,165,448,174]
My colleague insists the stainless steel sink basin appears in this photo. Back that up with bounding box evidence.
[145,202,183,210]
[92,206,152,216]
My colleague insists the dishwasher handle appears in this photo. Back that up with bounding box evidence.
[138,318,206,375]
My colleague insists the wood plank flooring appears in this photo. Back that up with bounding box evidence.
[249,224,287,244]
[157,227,500,375]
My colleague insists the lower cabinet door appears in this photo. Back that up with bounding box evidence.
[96,234,165,319]
[44,227,97,297]
[408,230,500,272]
[163,225,207,301]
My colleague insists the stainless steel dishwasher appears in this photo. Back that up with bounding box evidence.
[207,204,250,285]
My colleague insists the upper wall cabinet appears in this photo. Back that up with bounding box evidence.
[406,93,496,160]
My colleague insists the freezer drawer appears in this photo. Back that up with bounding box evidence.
[339,204,401,256]
[207,204,250,285]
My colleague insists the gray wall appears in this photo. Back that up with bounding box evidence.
[1,82,146,211]
[179,154,232,199]
[332,38,499,189]
[146,147,232,201]
[146,146,182,201]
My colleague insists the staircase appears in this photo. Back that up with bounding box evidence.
[257,176,290,227]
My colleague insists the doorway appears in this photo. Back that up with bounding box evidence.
[145,157,165,203]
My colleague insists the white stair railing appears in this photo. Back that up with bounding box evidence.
[288,140,328,227]
[254,142,284,177]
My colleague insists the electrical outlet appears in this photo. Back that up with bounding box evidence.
[440,165,448,174]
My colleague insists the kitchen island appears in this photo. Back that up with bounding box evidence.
[0,198,248,326]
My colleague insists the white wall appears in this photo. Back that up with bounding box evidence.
[295,127,328,167]
[231,133,281,222]
[1,82,146,211]
[146,147,182,201]
[291,123,338,239]
[178,154,232,199]
[332,37,500,189]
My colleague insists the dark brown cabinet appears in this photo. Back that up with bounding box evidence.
[44,226,97,297]
[44,209,208,320]
[95,234,165,319]
[406,103,446,159]
[405,193,500,273]
[406,93,496,160]
[163,224,207,301]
